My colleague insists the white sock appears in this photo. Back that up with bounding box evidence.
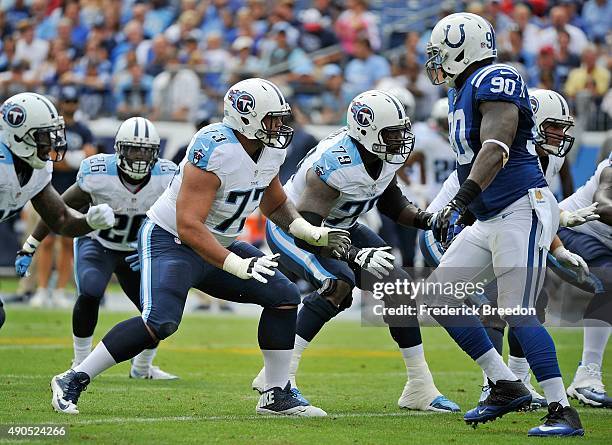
[582,321,611,368]
[72,335,93,366]
[508,355,530,382]
[540,376,570,407]
[289,335,309,387]
[475,349,517,383]
[400,345,439,392]
[74,342,116,380]
[262,349,292,391]
[482,370,489,387]
[132,347,157,374]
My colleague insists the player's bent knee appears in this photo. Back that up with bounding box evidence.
[268,280,301,307]
[78,267,107,300]
[145,319,178,341]
[310,278,353,311]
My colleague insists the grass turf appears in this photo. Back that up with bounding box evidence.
[0,307,610,444]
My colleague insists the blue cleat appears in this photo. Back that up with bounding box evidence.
[528,402,584,437]
[50,369,90,415]
[464,379,531,427]
[290,386,310,405]
[429,395,461,413]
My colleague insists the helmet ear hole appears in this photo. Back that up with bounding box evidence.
[454,50,465,62]
[361,130,366,136]
[241,117,250,125]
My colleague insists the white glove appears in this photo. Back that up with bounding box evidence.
[348,246,395,279]
[559,202,600,227]
[86,204,115,230]
[223,252,279,284]
[551,246,589,283]
[288,217,350,253]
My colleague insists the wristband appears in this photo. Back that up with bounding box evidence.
[288,217,317,240]
[21,235,41,254]
[222,252,248,279]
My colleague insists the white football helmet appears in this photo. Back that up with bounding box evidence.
[114,117,160,180]
[430,98,450,134]
[346,90,414,164]
[529,89,574,157]
[425,13,497,87]
[0,92,66,169]
[222,78,293,149]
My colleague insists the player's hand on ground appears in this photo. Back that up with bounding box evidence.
[86,203,115,230]
[125,253,141,272]
[348,246,395,279]
[223,252,279,284]
[559,202,600,227]
[14,251,33,277]
[552,246,589,283]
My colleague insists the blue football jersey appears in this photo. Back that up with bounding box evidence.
[448,63,547,219]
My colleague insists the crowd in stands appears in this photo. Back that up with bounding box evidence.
[0,0,609,129]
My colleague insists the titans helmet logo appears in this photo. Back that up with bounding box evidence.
[228,90,256,115]
[351,102,375,127]
[529,96,539,114]
[1,103,26,128]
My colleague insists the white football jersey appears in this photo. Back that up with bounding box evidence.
[0,137,52,223]
[77,154,176,251]
[412,122,456,202]
[147,122,285,247]
[559,153,612,249]
[285,127,401,229]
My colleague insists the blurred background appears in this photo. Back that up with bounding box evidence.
[0,0,610,313]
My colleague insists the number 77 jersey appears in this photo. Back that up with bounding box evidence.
[448,63,547,220]
[77,154,177,251]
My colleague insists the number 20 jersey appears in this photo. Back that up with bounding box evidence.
[284,128,401,229]
[147,123,286,247]
[448,63,547,220]
[77,154,177,251]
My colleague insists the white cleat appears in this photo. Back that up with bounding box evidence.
[567,363,612,408]
[256,383,326,417]
[398,379,460,412]
[30,288,50,308]
[252,366,265,393]
[130,365,179,380]
[50,369,89,415]
[522,374,547,409]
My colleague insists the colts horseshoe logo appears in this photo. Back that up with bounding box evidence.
[444,24,465,49]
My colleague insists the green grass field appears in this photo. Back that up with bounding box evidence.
[0,307,610,444]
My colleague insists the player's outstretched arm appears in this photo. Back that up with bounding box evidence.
[30,183,114,238]
[594,165,612,225]
[260,173,350,254]
[15,184,93,277]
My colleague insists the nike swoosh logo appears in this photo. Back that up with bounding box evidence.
[56,396,69,410]
[200,141,211,152]
[477,408,488,415]
[501,211,514,219]
[538,426,566,432]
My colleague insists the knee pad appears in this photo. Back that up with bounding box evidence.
[151,321,179,341]
[319,278,353,311]
[584,290,612,325]
[78,267,107,300]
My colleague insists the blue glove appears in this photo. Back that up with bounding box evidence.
[15,250,34,277]
[125,253,141,272]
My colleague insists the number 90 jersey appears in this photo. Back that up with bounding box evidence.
[77,154,176,251]
[285,128,401,229]
[448,63,547,220]
[147,123,286,247]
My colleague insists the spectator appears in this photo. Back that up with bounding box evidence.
[244,0,269,38]
[0,9,14,40]
[202,32,232,95]
[0,60,37,100]
[505,3,540,55]
[278,106,318,185]
[261,22,314,79]
[498,24,535,81]
[335,0,381,56]
[115,61,154,119]
[538,6,588,57]
[30,0,58,41]
[55,17,79,59]
[41,50,77,99]
[73,41,113,118]
[297,8,338,53]
[581,0,612,43]
[554,29,581,92]
[14,19,49,71]
[483,0,513,34]
[558,0,587,33]
[110,20,149,73]
[564,45,611,101]
[6,0,30,24]
[151,49,201,122]
[144,0,175,38]
[344,37,390,99]
[64,0,90,52]
[165,10,202,46]
[316,63,350,125]
[531,45,557,90]
[391,54,437,122]
[29,85,97,309]
[144,35,172,77]
[228,36,262,78]
[0,36,16,73]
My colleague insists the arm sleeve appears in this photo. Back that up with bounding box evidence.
[376,177,410,222]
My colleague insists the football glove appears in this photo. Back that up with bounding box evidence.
[125,253,141,272]
[288,217,350,254]
[559,202,600,227]
[346,246,395,279]
[551,246,589,283]
[86,204,115,230]
[223,252,279,284]
[14,235,40,277]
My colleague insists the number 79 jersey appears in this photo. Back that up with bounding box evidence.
[448,63,547,220]
[77,154,177,251]
[147,123,286,247]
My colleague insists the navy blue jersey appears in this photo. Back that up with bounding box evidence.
[448,63,546,219]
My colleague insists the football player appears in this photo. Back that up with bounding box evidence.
[562,152,612,408]
[252,90,459,413]
[420,89,598,410]
[0,92,114,331]
[423,13,583,435]
[50,78,349,416]
[15,117,178,380]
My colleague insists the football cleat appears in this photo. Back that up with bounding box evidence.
[290,387,310,405]
[50,369,89,415]
[398,379,460,412]
[464,379,531,427]
[252,367,265,393]
[527,402,584,437]
[567,362,612,408]
[129,365,179,380]
[29,288,50,308]
[523,376,547,410]
[256,382,326,417]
